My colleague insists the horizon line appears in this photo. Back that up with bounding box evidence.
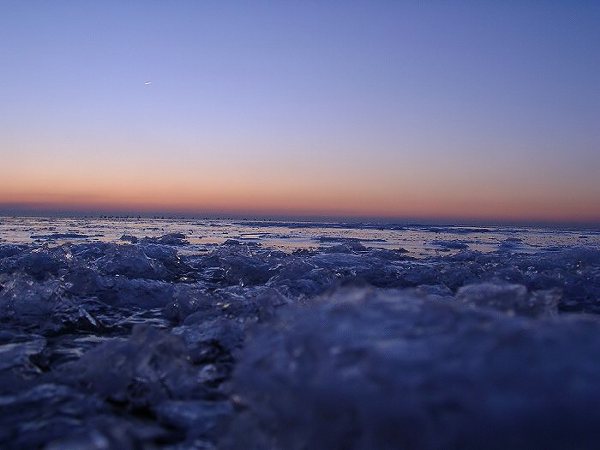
[1,205,599,231]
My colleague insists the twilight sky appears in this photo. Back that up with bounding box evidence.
[1,1,599,223]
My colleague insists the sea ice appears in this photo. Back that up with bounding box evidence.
[0,224,598,448]
[225,288,600,450]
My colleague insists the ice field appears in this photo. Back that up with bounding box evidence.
[1,217,600,449]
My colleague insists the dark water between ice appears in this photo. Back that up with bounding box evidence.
[1,217,600,449]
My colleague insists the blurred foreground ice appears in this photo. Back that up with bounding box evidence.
[0,219,599,448]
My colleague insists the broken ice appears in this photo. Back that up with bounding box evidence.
[0,217,599,449]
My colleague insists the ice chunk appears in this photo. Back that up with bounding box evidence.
[0,275,65,322]
[59,325,208,408]
[164,285,214,323]
[0,338,46,371]
[94,245,168,279]
[0,245,27,259]
[414,283,454,300]
[119,234,139,243]
[0,384,106,448]
[210,254,273,286]
[456,282,560,317]
[11,248,68,280]
[430,239,469,250]
[172,318,244,364]
[321,241,367,253]
[141,232,189,246]
[155,400,232,435]
[225,288,600,450]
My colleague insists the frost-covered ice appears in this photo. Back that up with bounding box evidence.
[0,217,599,449]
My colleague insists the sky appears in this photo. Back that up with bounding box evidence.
[1,1,599,224]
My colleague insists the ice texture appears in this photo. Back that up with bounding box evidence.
[225,289,600,450]
[0,221,599,449]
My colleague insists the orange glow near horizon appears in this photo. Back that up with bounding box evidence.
[3,135,599,224]
[2,170,599,223]
[2,136,599,223]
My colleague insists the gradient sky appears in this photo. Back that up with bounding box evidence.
[1,1,599,223]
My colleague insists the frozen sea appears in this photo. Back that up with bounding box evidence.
[1,216,600,449]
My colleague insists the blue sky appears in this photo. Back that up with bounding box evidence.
[1,1,599,222]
